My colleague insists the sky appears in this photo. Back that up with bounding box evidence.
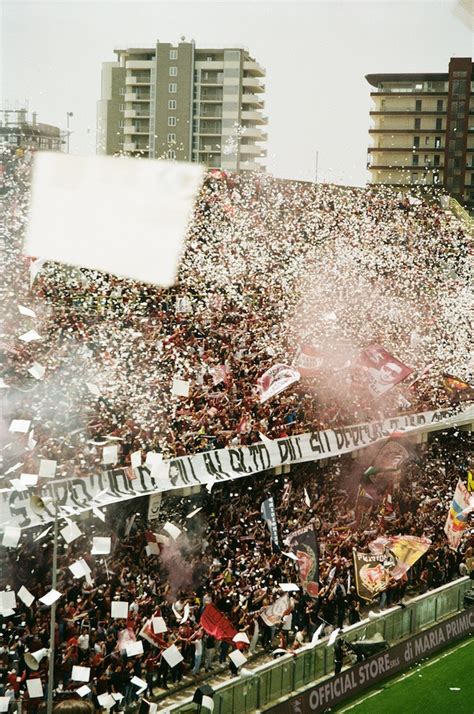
[1,0,472,185]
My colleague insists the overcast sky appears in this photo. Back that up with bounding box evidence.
[1,0,472,185]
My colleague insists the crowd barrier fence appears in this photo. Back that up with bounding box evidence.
[167,576,472,714]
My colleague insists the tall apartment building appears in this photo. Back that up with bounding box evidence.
[97,40,267,172]
[366,57,474,213]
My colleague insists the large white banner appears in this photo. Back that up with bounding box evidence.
[1,405,472,532]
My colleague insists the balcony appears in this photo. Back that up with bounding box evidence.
[242,77,265,93]
[241,110,267,123]
[241,127,267,140]
[125,75,151,86]
[125,60,154,70]
[243,61,265,77]
[240,160,265,172]
[242,94,264,108]
[240,144,266,156]
[198,74,224,85]
[124,126,149,135]
[124,93,150,103]
[123,142,137,151]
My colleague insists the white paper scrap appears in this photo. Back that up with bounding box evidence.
[0,697,10,712]
[327,628,340,647]
[25,153,204,287]
[28,363,46,380]
[171,378,190,398]
[77,685,91,697]
[19,305,37,318]
[186,507,202,519]
[17,586,35,607]
[2,527,22,548]
[152,616,167,634]
[229,649,247,668]
[279,583,300,592]
[71,665,91,682]
[131,676,147,690]
[311,622,325,646]
[162,644,183,668]
[69,559,92,579]
[9,420,31,433]
[0,591,16,610]
[111,601,129,619]
[60,522,82,544]
[232,632,250,645]
[39,459,57,478]
[20,473,38,486]
[86,382,101,396]
[163,522,181,540]
[97,693,115,709]
[125,641,144,657]
[26,679,43,698]
[39,589,62,606]
[282,551,298,561]
[131,450,142,469]
[102,445,118,465]
[19,330,42,343]
[91,537,111,555]
[93,507,106,522]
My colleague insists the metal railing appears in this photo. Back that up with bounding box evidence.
[167,577,471,713]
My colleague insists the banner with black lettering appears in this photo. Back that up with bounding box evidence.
[287,523,319,597]
[1,405,472,531]
[261,496,280,549]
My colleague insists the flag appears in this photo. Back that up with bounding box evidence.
[444,479,474,550]
[286,523,319,597]
[260,594,290,627]
[358,344,413,398]
[261,497,279,548]
[257,364,300,404]
[281,482,292,508]
[292,344,324,376]
[200,604,237,641]
[442,374,474,401]
[369,535,431,579]
[138,612,165,648]
[353,550,390,601]
[372,437,412,472]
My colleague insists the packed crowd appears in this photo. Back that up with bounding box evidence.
[0,149,473,711]
[1,149,472,483]
[0,432,472,711]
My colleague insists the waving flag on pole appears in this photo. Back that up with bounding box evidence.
[292,344,324,376]
[257,364,300,403]
[358,344,413,399]
[444,479,474,550]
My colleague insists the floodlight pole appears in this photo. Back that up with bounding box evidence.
[47,499,59,714]
[66,112,73,153]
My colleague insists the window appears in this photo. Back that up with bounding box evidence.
[435,118,442,131]
[168,99,177,110]
[425,137,429,145]
[411,173,418,184]
[119,104,124,111]
[119,120,124,128]
[167,133,176,143]
[119,87,125,95]
[415,99,422,111]
[413,136,420,148]
[435,136,441,148]
[437,100,443,112]
[170,49,178,60]
[169,66,178,77]
[167,149,176,159]
[412,155,419,166]
[168,116,176,126]
[169,83,177,93]
[433,155,440,167]
[414,118,421,130]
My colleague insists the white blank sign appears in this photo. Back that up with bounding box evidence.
[25,153,204,287]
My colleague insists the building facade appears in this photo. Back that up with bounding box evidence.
[0,109,64,152]
[366,57,474,212]
[97,41,267,172]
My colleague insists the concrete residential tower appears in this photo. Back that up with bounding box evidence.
[366,57,474,212]
[97,40,267,172]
